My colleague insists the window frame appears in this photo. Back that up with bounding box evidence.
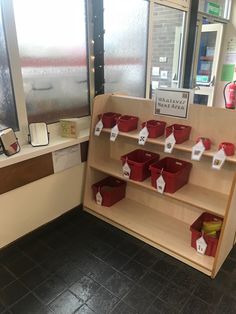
[146,0,189,97]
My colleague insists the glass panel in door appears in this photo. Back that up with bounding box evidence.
[150,4,186,97]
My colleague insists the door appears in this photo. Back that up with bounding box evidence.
[193,21,223,106]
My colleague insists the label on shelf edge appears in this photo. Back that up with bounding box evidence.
[138,126,149,145]
[96,191,103,205]
[94,120,103,136]
[110,125,119,142]
[191,140,205,161]
[212,148,226,170]
[164,133,176,153]
[122,161,131,179]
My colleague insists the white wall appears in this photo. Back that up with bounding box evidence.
[214,2,236,107]
[0,163,86,249]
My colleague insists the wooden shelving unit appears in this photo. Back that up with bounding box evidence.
[84,94,236,278]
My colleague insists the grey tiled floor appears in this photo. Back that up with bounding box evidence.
[0,206,236,314]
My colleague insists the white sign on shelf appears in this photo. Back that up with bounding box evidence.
[94,120,103,136]
[154,88,191,119]
[191,140,205,161]
[156,175,166,194]
[152,67,160,76]
[164,133,176,154]
[110,125,119,142]
[138,126,149,145]
[212,148,226,170]
[122,161,131,179]
[96,191,103,205]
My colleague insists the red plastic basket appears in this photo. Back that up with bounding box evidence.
[165,124,191,144]
[190,213,223,257]
[149,157,192,193]
[142,120,166,138]
[219,142,235,156]
[196,137,212,150]
[121,149,160,181]
[98,112,121,128]
[117,115,139,132]
[92,176,126,207]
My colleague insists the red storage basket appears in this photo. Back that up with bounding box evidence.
[117,115,139,132]
[196,137,212,150]
[98,112,121,128]
[150,157,192,193]
[190,213,222,257]
[165,124,191,144]
[121,149,160,181]
[92,176,126,207]
[219,142,235,156]
[142,120,166,138]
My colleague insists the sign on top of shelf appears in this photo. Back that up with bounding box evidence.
[154,88,192,119]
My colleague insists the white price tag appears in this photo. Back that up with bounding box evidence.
[94,120,103,136]
[196,236,207,255]
[164,133,176,153]
[122,161,131,179]
[110,125,119,142]
[96,191,103,205]
[138,126,149,145]
[212,148,226,170]
[156,175,166,194]
[191,140,205,161]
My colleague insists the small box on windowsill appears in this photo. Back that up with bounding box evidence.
[60,116,91,138]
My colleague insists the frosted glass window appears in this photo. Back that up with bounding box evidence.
[151,4,185,95]
[198,0,231,20]
[104,0,148,97]
[0,3,18,131]
[13,0,89,124]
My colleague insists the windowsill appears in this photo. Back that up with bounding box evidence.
[0,128,90,169]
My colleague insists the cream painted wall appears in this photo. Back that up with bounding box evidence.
[0,162,86,249]
[214,2,236,107]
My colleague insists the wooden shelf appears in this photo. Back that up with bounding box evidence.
[102,128,236,164]
[90,158,227,217]
[84,197,214,275]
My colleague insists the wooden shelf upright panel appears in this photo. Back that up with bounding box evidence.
[84,93,236,278]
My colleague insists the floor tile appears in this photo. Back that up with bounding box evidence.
[21,240,54,263]
[86,238,113,259]
[10,293,48,314]
[193,282,222,305]
[146,297,178,314]
[41,252,69,272]
[215,295,236,314]
[20,266,50,290]
[85,258,115,285]
[181,296,212,314]
[69,275,100,302]
[138,270,168,295]
[117,238,143,257]
[0,265,15,289]
[0,300,5,314]
[103,271,134,298]
[0,246,23,264]
[133,247,158,268]
[3,254,35,277]
[158,282,190,311]
[0,280,29,307]
[104,250,128,270]
[56,261,85,286]
[49,290,83,314]
[87,287,119,314]
[34,275,66,304]
[222,258,236,273]
[172,268,199,293]
[121,260,147,281]
[123,285,154,313]
[74,304,95,314]
[110,300,137,314]
[152,259,178,280]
